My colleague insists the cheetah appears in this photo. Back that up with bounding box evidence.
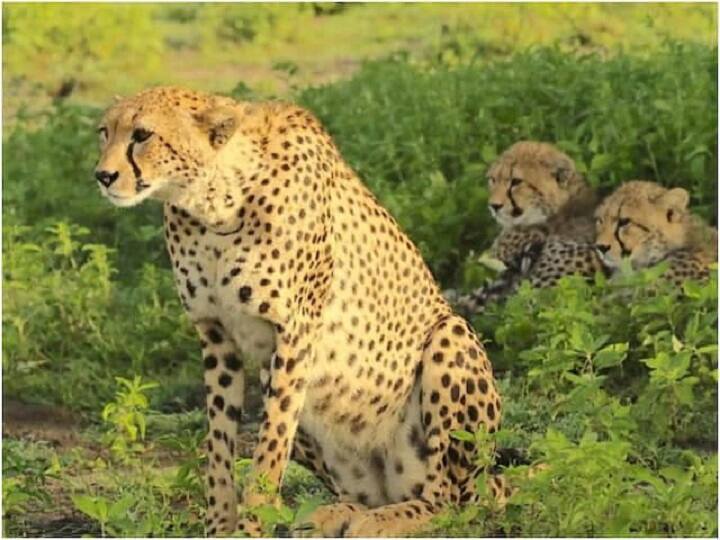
[453,141,604,315]
[95,87,505,537]
[594,180,717,286]
[454,228,605,316]
[486,140,597,239]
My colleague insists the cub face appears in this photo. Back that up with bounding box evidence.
[594,181,690,270]
[94,88,238,208]
[487,141,580,228]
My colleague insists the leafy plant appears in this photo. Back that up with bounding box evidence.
[251,495,325,536]
[71,493,135,538]
[101,375,159,462]
[3,220,199,412]
[2,441,53,517]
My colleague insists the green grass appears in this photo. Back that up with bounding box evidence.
[2,5,718,538]
[2,3,717,112]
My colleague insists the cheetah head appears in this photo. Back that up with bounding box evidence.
[94,87,242,208]
[594,181,691,270]
[487,141,585,228]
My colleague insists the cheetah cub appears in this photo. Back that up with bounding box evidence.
[95,87,505,537]
[595,180,717,285]
[455,141,605,315]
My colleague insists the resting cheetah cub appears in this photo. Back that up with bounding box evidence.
[455,141,604,315]
[95,87,505,537]
[595,180,717,286]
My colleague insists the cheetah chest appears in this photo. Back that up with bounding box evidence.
[167,228,276,366]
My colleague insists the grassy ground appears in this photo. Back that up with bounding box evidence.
[3,3,716,112]
[2,4,718,537]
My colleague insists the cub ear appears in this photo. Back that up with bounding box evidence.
[550,157,575,186]
[193,106,238,149]
[655,187,689,222]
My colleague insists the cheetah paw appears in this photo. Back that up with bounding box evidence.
[298,503,367,537]
[235,515,262,538]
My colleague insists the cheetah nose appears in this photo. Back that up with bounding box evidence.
[95,169,119,188]
[595,243,611,254]
[489,203,503,212]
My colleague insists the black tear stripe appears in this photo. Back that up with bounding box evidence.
[507,186,520,214]
[614,203,631,257]
[126,142,142,179]
[506,164,525,215]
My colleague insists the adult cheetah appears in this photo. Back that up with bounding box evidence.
[95,87,504,537]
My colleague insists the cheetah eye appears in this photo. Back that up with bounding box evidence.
[132,128,154,143]
[618,217,630,227]
[510,177,522,187]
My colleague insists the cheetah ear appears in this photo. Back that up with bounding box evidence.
[193,107,238,149]
[113,94,123,103]
[655,187,689,223]
[551,158,575,186]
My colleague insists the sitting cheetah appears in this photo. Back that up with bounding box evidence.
[95,87,505,537]
[454,141,604,315]
[594,180,717,286]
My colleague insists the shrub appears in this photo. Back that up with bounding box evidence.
[2,221,198,411]
[3,5,164,94]
[434,269,717,538]
[297,44,717,282]
[476,267,718,449]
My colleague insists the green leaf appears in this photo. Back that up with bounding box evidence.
[590,153,614,173]
[252,504,284,525]
[72,494,102,521]
[108,494,135,520]
[594,342,628,369]
[450,430,475,443]
[480,144,497,163]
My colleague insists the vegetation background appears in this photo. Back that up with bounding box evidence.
[2,3,718,537]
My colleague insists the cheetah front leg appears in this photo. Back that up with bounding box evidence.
[196,320,245,536]
[238,319,314,534]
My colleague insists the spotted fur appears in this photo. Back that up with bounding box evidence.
[594,180,717,285]
[454,228,606,316]
[453,141,603,315]
[96,87,507,537]
[486,140,596,238]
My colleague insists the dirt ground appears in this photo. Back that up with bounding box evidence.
[2,398,260,537]
[3,399,88,451]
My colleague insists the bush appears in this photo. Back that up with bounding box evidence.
[3,5,164,94]
[4,44,715,288]
[2,222,199,412]
[297,43,717,282]
[432,269,717,537]
[484,268,717,447]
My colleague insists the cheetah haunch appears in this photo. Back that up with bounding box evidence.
[95,87,504,537]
